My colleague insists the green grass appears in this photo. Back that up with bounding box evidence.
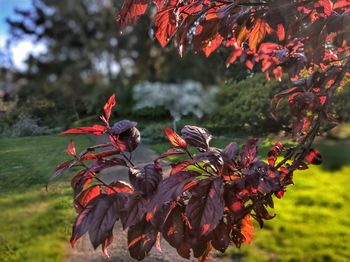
[0,135,91,262]
[150,138,350,262]
[227,165,350,262]
[1,134,349,261]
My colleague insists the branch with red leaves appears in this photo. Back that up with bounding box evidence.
[47,0,350,260]
[116,0,349,79]
[50,94,326,260]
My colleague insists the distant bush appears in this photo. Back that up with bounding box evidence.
[213,74,290,134]
[141,123,169,143]
[332,79,350,123]
[1,113,45,137]
[133,81,218,130]
[132,106,170,121]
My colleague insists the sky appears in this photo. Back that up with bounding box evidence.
[0,0,46,70]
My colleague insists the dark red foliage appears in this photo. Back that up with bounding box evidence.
[115,0,349,141]
[49,0,350,260]
[50,93,334,260]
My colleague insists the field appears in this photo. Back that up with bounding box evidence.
[0,135,91,262]
[0,135,349,261]
[150,138,350,262]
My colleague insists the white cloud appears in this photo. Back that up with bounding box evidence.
[10,40,47,71]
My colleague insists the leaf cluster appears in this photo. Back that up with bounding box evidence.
[51,94,323,260]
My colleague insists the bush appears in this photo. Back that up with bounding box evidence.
[213,74,290,134]
[141,123,169,143]
[332,79,350,122]
[132,106,170,121]
[2,113,45,137]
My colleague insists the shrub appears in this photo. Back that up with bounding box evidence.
[332,79,350,122]
[133,80,218,124]
[2,113,45,137]
[213,74,290,134]
[141,123,169,143]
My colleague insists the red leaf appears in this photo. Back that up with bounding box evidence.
[271,86,299,119]
[211,220,230,253]
[49,160,76,181]
[71,194,127,249]
[103,94,116,123]
[248,18,266,52]
[74,185,101,213]
[102,232,114,259]
[245,60,254,70]
[127,220,157,260]
[198,242,212,262]
[71,171,95,196]
[275,190,285,199]
[116,0,149,28]
[226,46,243,67]
[183,180,198,191]
[154,0,177,47]
[110,120,140,152]
[267,141,284,166]
[334,0,350,9]
[236,25,249,46]
[62,125,107,136]
[203,34,223,57]
[129,164,162,199]
[277,23,285,41]
[170,160,193,175]
[146,171,199,221]
[185,178,224,235]
[315,0,333,16]
[162,205,185,249]
[120,192,146,229]
[105,181,133,195]
[241,213,254,244]
[65,140,76,157]
[153,0,166,10]
[273,66,282,81]
[80,150,120,161]
[305,148,322,165]
[163,127,187,149]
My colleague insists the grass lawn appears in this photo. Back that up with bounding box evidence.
[0,134,349,262]
[0,135,91,262]
[150,138,350,262]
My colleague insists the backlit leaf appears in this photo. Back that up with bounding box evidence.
[163,127,187,149]
[248,19,266,52]
[116,0,149,28]
[103,94,116,123]
[62,125,107,136]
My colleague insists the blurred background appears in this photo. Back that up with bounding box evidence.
[0,0,349,261]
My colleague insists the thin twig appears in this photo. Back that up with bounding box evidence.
[185,148,216,176]
[77,158,118,193]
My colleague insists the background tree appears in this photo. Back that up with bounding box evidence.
[214,74,290,134]
[5,0,246,128]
